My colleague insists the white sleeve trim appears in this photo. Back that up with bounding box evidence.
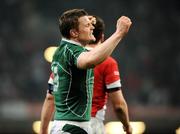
[48,77,53,85]
[106,80,121,89]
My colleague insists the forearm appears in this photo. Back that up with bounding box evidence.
[40,96,55,134]
[78,32,123,69]
[90,32,123,61]
[114,102,130,130]
[77,16,131,69]
[109,90,132,133]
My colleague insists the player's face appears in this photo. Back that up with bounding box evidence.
[77,16,95,44]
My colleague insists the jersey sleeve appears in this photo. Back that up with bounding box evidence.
[48,73,54,94]
[104,58,122,92]
[67,45,87,67]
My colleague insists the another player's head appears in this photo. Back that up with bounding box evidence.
[89,15,105,44]
[59,9,95,45]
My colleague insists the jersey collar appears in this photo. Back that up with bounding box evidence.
[62,38,82,46]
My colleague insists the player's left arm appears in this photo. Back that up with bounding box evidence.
[40,73,55,134]
[40,92,55,134]
[108,89,132,134]
[105,58,132,134]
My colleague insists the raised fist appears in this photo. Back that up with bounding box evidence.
[116,16,132,37]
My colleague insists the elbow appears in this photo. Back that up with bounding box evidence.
[77,52,106,69]
[77,57,96,69]
[114,103,127,116]
[114,100,127,111]
[83,57,104,69]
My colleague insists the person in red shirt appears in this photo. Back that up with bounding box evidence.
[40,15,132,134]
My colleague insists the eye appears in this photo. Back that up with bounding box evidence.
[86,23,90,27]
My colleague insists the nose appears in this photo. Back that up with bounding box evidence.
[91,24,94,30]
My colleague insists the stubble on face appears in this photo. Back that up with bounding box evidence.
[77,16,95,45]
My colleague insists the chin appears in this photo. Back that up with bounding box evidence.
[91,36,96,41]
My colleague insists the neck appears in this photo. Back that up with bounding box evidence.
[85,41,101,48]
[70,38,87,47]
[62,38,82,46]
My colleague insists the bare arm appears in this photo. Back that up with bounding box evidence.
[77,16,132,69]
[40,92,55,134]
[108,89,132,134]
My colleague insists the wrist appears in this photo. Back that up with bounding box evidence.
[123,124,132,134]
[123,123,130,131]
[113,31,124,39]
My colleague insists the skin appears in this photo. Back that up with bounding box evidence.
[77,16,132,69]
[40,92,55,134]
[109,90,132,134]
[70,16,96,46]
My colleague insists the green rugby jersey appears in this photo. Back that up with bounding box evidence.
[51,38,94,121]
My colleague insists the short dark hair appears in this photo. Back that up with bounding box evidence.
[59,9,88,39]
[91,15,105,44]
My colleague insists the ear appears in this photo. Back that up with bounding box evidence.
[70,29,79,38]
[101,33,105,42]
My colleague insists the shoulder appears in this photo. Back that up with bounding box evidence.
[103,57,118,65]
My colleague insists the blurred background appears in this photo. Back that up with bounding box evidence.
[0,0,180,133]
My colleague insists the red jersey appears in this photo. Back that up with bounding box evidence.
[91,57,121,120]
[48,57,121,120]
